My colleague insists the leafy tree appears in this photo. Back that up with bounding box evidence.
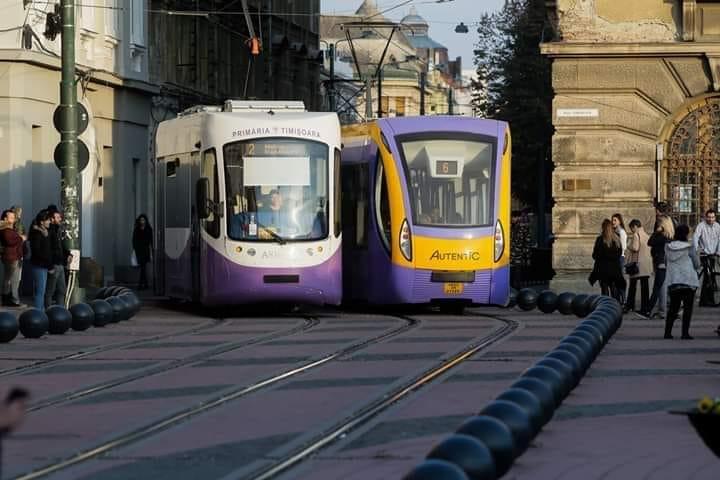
[472,0,552,209]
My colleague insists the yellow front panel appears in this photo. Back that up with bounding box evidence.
[496,126,511,267]
[369,124,413,268]
[413,235,496,271]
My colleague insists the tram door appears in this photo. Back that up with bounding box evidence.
[163,156,192,299]
[156,157,166,296]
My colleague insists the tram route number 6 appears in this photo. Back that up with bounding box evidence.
[436,160,458,176]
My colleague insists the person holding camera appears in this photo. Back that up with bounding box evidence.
[624,219,652,314]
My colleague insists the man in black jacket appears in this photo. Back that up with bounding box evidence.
[45,206,71,308]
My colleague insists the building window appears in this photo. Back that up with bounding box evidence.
[130,0,144,46]
[395,97,406,116]
[381,96,389,117]
[105,0,119,38]
[80,1,96,32]
[664,98,720,226]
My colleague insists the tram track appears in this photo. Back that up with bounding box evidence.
[26,316,321,413]
[245,314,519,480]
[0,317,225,378]
[12,313,421,480]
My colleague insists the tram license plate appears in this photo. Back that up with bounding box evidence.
[443,282,464,295]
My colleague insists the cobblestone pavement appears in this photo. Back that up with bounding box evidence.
[1,300,718,480]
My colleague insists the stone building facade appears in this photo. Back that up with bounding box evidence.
[0,0,155,285]
[543,0,720,271]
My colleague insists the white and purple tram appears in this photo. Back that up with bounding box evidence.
[155,100,342,306]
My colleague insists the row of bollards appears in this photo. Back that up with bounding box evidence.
[0,286,141,343]
[403,291,623,480]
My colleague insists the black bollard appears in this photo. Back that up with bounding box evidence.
[69,303,94,331]
[105,297,125,323]
[427,434,497,480]
[555,342,591,374]
[571,294,590,317]
[18,309,49,338]
[575,323,605,346]
[560,335,596,362]
[46,305,72,335]
[510,377,556,425]
[556,292,576,315]
[479,400,534,455]
[403,459,470,480]
[516,288,538,311]
[534,357,575,398]
[456,415,516,477]
[89,299,113,327]
[0,312,19,343]
[496,388,544,436]
[545,350,583,388]
[95,286,110,299]
[521,366,564,407]
[536,290,558,314]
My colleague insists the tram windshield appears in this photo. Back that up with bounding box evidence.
[399,136,494,227]
[224,138,329,242]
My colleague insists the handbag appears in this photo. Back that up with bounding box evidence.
[624,262,639,276]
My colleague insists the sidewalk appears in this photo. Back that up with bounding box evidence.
[298,305,720,480]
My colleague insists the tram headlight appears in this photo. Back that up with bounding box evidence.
[399,219,412,261]
[494,219,505,262]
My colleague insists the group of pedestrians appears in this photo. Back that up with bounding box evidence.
[0,205,72,310]
[591,202,720,339]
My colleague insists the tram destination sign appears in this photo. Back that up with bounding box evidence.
[243,142,307,156]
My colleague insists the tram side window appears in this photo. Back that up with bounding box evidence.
[166,158,190,228]
[201,149,220,238]
[375,159,391,251]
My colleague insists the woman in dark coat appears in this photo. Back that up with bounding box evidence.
[28,210,53,310]
[132,214,153,290]
[592,219,626,302]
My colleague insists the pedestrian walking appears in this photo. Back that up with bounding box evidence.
[44,207,71,307]
[132,214,153,290]
[664,224,701,339]
[624,219,652,314]
[640,215,674,319]
[28,210,53,311]
[692,209,720,306]
[0,210,25,307]
[592,219,626,302]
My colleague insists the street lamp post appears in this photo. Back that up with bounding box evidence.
[321,38,355,113]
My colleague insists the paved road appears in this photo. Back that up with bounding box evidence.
[1,300,717,480]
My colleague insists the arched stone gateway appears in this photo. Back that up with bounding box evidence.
[664,98,720,227]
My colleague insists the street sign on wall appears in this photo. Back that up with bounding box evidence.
[556,108,599,118]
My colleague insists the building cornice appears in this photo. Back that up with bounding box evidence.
[0,49,159,95]
[540,42,720,58]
